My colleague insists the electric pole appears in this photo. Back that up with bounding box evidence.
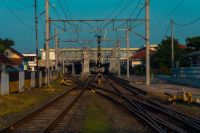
[145,0,150,85]
[34,0,39,87]
[34,0,38,70]
[45,0,50,85]
[126,29,130,79]
[117,40,121,77]
[171,18,174,68]
[55,28,59,71]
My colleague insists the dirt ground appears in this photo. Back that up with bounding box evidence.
[55,90,146,133]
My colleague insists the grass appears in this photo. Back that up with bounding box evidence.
[82,94,111,133]
[0,78,66,128]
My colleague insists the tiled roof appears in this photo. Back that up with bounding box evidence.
[130,49,154,60]
[178,44,187,49]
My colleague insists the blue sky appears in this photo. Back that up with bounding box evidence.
[0,0,200,53]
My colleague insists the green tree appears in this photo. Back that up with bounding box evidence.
[0,38,15,53]
[152,36,184,69]
[186,36,200,51]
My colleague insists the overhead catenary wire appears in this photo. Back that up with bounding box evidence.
[175,25,186,40]
[14,0,33,6]
[50,1,77,43]
[2,0,33,30]
[174,17,200,27]
[151,0,185,30]
[100,0,137,29]
[57,0,80,41]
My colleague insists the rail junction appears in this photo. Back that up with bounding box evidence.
[1,74,200,133]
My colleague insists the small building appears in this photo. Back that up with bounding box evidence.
[4,47,24,66]
[130,44,158,66]
[22,53,37,71]
[0,53,16,69]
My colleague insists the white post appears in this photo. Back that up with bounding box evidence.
[72,64,75,76]
[62,60,65,74]
[31,71,36,88]
[45,70,48,84]
[49,69,52,83]
[19,71,25,92]
[39,71,42,87]
[1,67,9,95]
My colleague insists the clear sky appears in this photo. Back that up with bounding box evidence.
[0,0,200,53]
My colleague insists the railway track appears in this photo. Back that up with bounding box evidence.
[99,74,200,133]
[0,75,95,133]
[69,74,200,133]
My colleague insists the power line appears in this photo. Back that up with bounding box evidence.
[175,25,186,40]
[100,0,136,29]
[14,0,33,6]
[114,0,136,19]
[128,0,142,18]
[152,0,185,30]
[2,0,33,30]
[161,21,171,41]
[174,17,200,26]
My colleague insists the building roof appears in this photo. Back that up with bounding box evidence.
[178,44,187,49]
[130,49,154,60]
[7,47,24,59]
[0,54,16,66]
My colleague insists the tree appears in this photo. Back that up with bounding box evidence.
[0,38,15,53]
[152,36,184,69]
[186,36,200,51]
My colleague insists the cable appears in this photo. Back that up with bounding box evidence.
[114,0,136,19]
[100,0,137,29]
[161,21,171,41]
[175,25,186,40]
[14,0,33,6]
[50,1,76,42]
[57,0,80,39]
[8,5,34,12]
[152,0,185,30]
[128,0,142,18]
[2,0,33,30]
[174,17,200,26]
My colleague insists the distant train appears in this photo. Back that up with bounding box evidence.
[90,63,109,74]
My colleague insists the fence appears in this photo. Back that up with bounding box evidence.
[172,67,200,80]
[154,67,200,88]
[0,70,59,96]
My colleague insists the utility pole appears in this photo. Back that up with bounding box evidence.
[117,40,121,77]
[171,18,174,68]
[55,28,59,71]
[145,0,150,85]
[34,0,39,87]
[45,0,50,85]
[126,29,130,79]
[34,0,38,70]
